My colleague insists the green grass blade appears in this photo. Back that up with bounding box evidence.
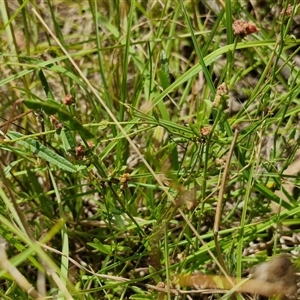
[6,131,77,173]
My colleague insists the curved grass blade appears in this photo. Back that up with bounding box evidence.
[24,99,94,140]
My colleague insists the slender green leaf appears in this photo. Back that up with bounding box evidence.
[7,131,77,173]
[88,239,112,255]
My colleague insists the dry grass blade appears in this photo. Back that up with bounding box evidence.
[179,256,298,299]
[0,244,41,299]
[213,128,239,274]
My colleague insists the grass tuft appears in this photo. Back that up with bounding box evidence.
[0,1,300,299]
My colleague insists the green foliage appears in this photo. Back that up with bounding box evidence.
[0,0,300,299]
